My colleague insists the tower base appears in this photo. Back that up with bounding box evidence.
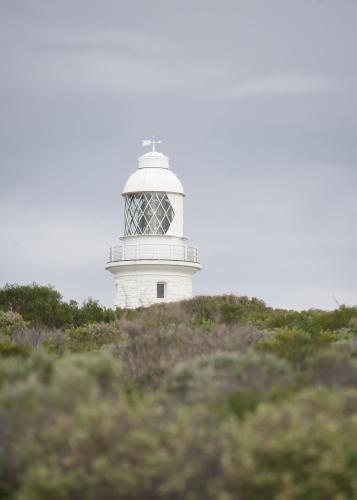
[105,260,201,309]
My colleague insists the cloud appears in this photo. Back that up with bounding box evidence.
[0,27,179,60]
[0,30,223,97]
[219,73,344,99]
[1,1,356,311]
[0,43,175,96]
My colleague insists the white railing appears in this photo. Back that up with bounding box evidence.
[108,244,199,263]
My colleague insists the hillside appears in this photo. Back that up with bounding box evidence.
[1,284,357,499]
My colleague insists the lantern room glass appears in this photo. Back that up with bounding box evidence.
[124,192,175,236]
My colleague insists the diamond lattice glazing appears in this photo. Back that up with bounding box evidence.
[124,192,175,236]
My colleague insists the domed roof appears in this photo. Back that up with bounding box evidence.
[138,151,169,169]
[122,151,185,195]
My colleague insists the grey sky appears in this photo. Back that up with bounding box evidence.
[0,0,356,310]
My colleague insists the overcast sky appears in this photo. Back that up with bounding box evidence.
[0,0,356,310]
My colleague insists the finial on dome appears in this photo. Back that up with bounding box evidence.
[142,136,162,152]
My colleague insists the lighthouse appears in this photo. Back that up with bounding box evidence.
[105,139,202,309]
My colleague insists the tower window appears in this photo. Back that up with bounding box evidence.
[157,282,166,299]
[124,192,175,236]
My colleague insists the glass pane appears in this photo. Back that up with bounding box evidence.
[161,216,170,233]
[124,192,175,236]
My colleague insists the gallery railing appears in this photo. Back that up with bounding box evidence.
[108,244,199,263]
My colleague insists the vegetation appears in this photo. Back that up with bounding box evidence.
[0,283,117,328]
[1,283,357,499]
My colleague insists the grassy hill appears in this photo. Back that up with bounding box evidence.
[1,284,357,499]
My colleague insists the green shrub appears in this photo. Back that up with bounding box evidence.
[218,389,357,499]
[348,317,357,334]
[220,295,267,324]
[255,327,339,364]
[1,285,357,498]
[42,330,70,354]
[0,283,68,327]
[333,337,357,357]
[68,322,121,352]
[3,367,357,500]
[0,284,118,328]
[306,349,357,388]
[0,310,27,337]
[0,350,124,498]
[3,349,357,499]
[180,295,268,327]
[115,324,265,389]
[165,352,297,416]
[0,341,30,357]
[4,400,220,500]
[243,304,357,334]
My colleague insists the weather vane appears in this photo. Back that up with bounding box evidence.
[142,136,162,152]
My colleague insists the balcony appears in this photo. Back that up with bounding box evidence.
[108,244,199,263]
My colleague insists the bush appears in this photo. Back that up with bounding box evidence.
[0,350,124,498]
[3,357,357,500]
[114,323,265,388]
[219,295,267,324]
[68,322,121,352]
[180,295,268,328]
[0,284,118,328]
[257,305,357,333]
[0,341,30,358]
[0,310,27,337]
[2,399,220,499]
[333,337,357,357]
[1,286,357,499]
[307,349,357,388]
[0,283,67,327]
[165,351,297,417]
[218,389,357,499]
[255,327,340,364]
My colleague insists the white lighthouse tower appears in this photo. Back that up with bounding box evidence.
[105,139,202,309]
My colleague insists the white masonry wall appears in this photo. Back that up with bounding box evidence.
[114,268,192,309]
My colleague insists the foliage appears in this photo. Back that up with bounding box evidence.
[0,283,119,328]
[306,348,357,388]
[113,323,265,389]
[255,327,341,364]
[165,352,297,417]
[216,389,357,500]
[181,294,268,327]
[67,322,121,352]
[250,304,357,333]
[0,283,357,498]
[0,310,27,336]
[2,352,357,499]
[0,341,30,357]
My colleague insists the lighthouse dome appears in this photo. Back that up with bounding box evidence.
[122,151,185,195]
